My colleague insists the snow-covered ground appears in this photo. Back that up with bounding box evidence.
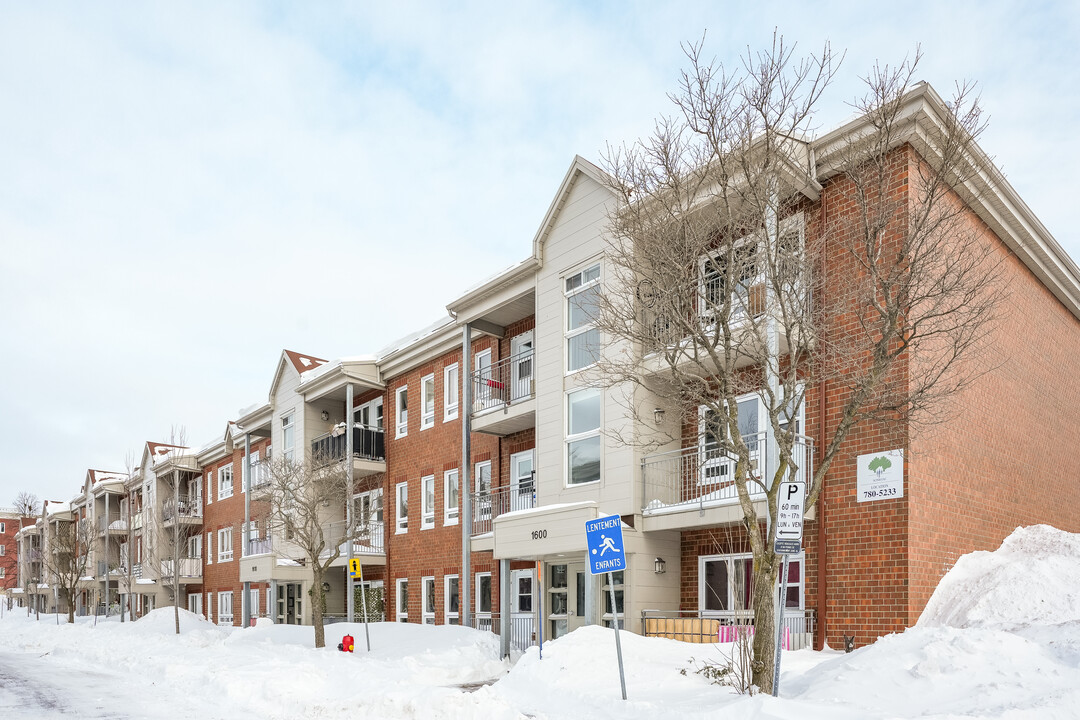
[2,524,1079,719]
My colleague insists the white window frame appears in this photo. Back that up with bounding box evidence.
[698,395,765,486]
[187,535,201,560]
[206,592,213,622]
[565,387,602,486]
[217,527,233,563]
[218,591,234,627]
[443,363,459,421]
[443,468,459,525]
[206,532,212,565]
[187,593,201,616]
[395,386,408,438]
[396,578,409,622]
[353,488,384,530]
[188,476,202,509]
[420,373,436,429]
[422,576,436,625]
[565,261,602,374]
[244,450,260,492]
[205,471,213,505]
[218,464,234,500]
[444,575,460,625]
[395,482,408,534]
[281,411,296,463]
[474,460,492,523]
[248,588,260,620]
[698,553,755,616]
[421,474,435,530]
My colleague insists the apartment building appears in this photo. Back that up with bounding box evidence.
[13,82,1080,653]
[0,508,28,599]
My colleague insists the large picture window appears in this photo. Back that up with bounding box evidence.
[566,388,601,485]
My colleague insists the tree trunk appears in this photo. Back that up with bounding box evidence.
[750,551,780,694]
[312,569,326,649]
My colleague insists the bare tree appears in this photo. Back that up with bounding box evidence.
[39,509,95,624]
[594,38,1002,692]
[264,451,359,648]
[13,492,40,518]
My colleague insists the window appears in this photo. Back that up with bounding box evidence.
[206,532,212,565]
[205,471,213,505]
[602,571,625,629]
[422,576,436,624]
[189,477,202,508]
[0,522,5,533]
[217,528,233,562]
[549,564,568,639]
[700,242,762,323]
[396,578,409,622]
[218,464,234,500]
[474,460,492,523]
[0,545,5,556]
[282,412,296,463]
[445,575,460,625]
[444,469,459,525]
[187,593,202,616]
[395,482,408,534]
[187,535,201,560]
[249,588,260,620]
[566,388,601,485]
[244,450,261,492]
[699,554,754,614]
[206,592,213,622]
[395,386,408,437]
[510,450,534,511]
[444,364,459,421]
[421,474,435,529]
[353,488,384,531]
[699,394,765,484]
[218,591,234,627]
[421,374,435,429]
[565,262,601,372]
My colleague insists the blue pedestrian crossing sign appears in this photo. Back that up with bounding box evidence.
[585,515,626,575]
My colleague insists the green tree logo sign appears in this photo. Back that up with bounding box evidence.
[868,456,892,479]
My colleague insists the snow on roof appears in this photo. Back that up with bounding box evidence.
[377,315,455,361]
[284,349,328,375]
[298,354,379,385]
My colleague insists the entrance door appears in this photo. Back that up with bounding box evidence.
[277,582,303,625]
[510,569,535,651]
[509,450,535,511]
[510,332,533,401]
[547,561,587,639]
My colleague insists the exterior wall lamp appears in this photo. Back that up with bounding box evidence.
[654,557,666,575]
[653,407,665,424]
[321,410,330,421]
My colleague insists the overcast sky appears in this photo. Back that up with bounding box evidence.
[2,1,1077,506]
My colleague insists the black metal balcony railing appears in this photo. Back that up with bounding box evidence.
[471,479,536,536]
[641,432,812,514]
[471,350,535,415]
[162,494,202,522]
[311,425,385,465]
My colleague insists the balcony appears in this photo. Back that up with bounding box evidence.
[471,479,536,536]
[311,425,386,478]
[98,512,126,536]
[471,351,536,436]
[159,557,201,580]
[162,494,202,526]
[247,537,273,556]
[641,432,812,530]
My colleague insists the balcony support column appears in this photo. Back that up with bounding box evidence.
[499,558,510,657]
[461,323,473,628]
[346,382,355,624]
[243,432,251,628]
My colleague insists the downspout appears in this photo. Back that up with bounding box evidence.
[817,179,829,651]
[461,324,473,627]
[346,382,355,624]
[243,433,252,627]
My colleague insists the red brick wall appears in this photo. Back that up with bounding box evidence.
[201,439,271,625]
[385,323,535,623]
[0,516,33,590]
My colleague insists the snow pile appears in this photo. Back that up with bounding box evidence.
[918,524,1080,629]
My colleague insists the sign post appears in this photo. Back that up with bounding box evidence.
[349,558,371,652]
[585,515,627,701]
[771,480,805,697]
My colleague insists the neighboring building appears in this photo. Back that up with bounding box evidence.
[12,83,1080,654]
[0,508,34,601]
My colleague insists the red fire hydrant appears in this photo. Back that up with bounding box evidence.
[337,634,355,653]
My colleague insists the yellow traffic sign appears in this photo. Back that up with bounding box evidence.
[349,558,361,578]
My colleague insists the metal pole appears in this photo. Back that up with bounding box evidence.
[243,433,252,628]
[460,324,473,627]
[608,572,627,700]
[346,382,355,624]
[536,561,543,660]
[358,562,371,651]
[499,558,511,658]
[772,553,790,697]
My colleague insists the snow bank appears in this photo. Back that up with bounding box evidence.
[918,524,1080,629]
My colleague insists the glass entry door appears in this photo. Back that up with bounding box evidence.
[547,561,587,639]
